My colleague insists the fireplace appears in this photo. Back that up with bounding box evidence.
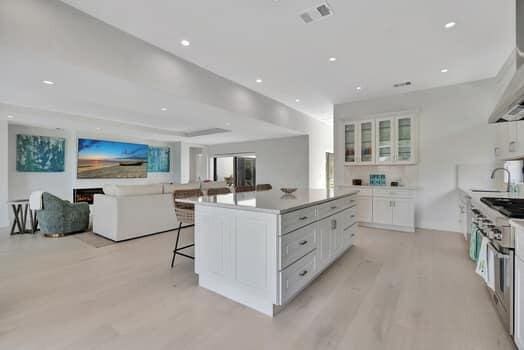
[73,188,104,204]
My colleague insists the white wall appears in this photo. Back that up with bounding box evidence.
[208,136,310,190]
[8,124,181,202]
[0,119,8,228]
[334,78,499,233]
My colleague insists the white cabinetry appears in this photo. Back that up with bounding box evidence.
[343,120,375,165]
[494,121,524,160]
[516,255,524,349]
[513,222,524,349]
[343,113,417,165]
[346,187,416,232]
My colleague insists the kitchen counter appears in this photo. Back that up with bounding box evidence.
[458,186,524,223]
[178,187,358,214]
[188,187,358,317]
[339,185,419,190]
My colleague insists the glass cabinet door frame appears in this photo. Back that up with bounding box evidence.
[375,117,394,164]
[343,121,359,165]
[393,114,417,164]
[358,119,375,165]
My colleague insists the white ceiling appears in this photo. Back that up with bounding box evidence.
[62,0,515,122]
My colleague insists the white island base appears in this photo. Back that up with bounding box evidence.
[185,189,358,316]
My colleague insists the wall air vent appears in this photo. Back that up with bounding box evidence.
[299,2,334,24]
[393,81,412,88]
[184,128,231,138]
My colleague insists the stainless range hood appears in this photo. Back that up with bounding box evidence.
[489,0,524,123]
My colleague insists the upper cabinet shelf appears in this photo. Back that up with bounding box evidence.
[342,113,418,166]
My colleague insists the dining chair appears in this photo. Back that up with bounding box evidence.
[234,185,256,193]
[256,184,272,191]
[171,189,203,268]
[207,187,231,196]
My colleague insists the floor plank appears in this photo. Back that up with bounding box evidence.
[0,226,515,350]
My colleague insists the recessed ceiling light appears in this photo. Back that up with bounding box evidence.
[180,39,190,47]
[42,80,55,85]
[295,99,301,103]
[444,22,456,29]
[226,122,231,126]
[441,68,449,73]
[161,107,168,111]
[356,86,362,91]
[256,78,263,83]
[7,115,13,119]
[329,57,337,62]
[96,127,101,131]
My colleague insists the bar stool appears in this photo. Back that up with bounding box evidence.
[171,189,203,268]
[235,185,256,193]
[207,187,231,196]
[256,184,272,191]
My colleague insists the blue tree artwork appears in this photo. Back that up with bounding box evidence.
[16,134,66,172]
[148,147,170,172]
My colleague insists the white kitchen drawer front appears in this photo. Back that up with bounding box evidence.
[343,222,357,247]
[279,224,317,270]
[338,206,357,231]
[317,196,357,219]
[355,188,373,196]
[280,250,317,304]
[373,188,415,198]
[281,206,317,234]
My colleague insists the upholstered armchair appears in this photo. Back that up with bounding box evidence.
[37,192,90,237]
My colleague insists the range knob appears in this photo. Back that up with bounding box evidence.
[492,229,502,241]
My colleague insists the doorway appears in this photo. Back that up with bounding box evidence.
[213,154,256,187]
[326,152,334,189]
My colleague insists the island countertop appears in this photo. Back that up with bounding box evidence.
[177,187,359,214]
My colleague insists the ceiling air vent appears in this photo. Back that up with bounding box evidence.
[393,81,412,88]
[184,128,230,138]
[299,2,334,24]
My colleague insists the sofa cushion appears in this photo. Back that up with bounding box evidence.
[163,182,201,194]
[103,184,164,197]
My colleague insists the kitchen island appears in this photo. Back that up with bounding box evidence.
[179,188,358,316]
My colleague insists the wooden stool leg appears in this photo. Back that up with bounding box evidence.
[171,222,183,268]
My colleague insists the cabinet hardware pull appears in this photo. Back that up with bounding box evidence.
[331,220,337,230]
[330,206,337,210]
[299,270,308,277]
[299,240,308,245]
[299,216,308,220]
[350,214,356,218]
[351,234,356,237]
[509,141,517,153]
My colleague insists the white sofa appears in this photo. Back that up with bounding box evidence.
[93,183,200,241]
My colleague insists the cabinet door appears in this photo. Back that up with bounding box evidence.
[515,256,524,349]
[356,196,373,223]
[494,123,509,159]
[372,197,393,225]
[395,116,416,163]
[376,118,394,163]
[318,218,333,268]
[392,198,415,228]
[359,120,375,164]
[344,123,357,164]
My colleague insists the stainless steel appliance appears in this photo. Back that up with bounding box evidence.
[471,203,514,335]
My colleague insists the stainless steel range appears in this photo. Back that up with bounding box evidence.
[472,198,516,335]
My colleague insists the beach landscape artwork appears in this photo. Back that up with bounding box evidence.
[148,147,170,172]
[77,138,148,179]
[16,134,65,172]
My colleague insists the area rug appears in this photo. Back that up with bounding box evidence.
[74,232,115,248]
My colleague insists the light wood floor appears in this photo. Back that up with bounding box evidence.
[0,226,515,350]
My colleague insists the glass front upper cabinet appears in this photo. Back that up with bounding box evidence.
[359,120,374,163]
[395,116,415,162]
[376,118,393,163]
[344,123,356,163]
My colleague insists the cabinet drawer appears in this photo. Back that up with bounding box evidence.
[280,224,317,270]
[317,196,357,219]
[373,188,415,198]
[355,188,373,196]
[281,206,317,234]
[279,250,317,304]
[338,207,357,230]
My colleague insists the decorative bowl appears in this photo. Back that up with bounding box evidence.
[280,188,297,194]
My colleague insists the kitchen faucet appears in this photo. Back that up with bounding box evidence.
[490,168,511,192]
